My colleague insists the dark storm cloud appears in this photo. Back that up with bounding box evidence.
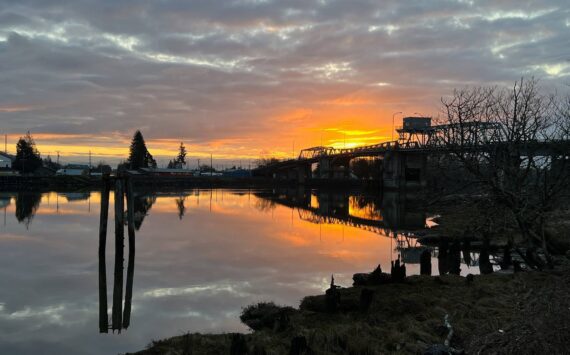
[0,0,569,150]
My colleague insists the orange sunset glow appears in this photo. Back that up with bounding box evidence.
[2,1,567,166]
[2,1,570,354]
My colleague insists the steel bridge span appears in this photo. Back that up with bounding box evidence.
[254,118,570,188]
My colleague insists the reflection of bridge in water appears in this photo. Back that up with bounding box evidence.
[255,188,492,270]
[255,188,427,237]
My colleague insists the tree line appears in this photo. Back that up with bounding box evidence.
[3,129,190,174]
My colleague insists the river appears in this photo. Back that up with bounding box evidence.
[0,188,479,354]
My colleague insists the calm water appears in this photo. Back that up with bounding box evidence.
[0,188,478,354]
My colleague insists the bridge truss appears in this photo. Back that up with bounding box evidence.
[297,121,505,162]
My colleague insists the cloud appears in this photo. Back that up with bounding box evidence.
[0,0,569,164]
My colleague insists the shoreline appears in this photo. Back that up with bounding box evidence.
[0,175,380,191]
[129,257,570,355]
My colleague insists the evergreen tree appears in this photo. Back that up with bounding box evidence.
[176,142,187,167]
[13,131,42,173]
[126,131,156,169]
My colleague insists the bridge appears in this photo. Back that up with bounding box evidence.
[254,117,570,188]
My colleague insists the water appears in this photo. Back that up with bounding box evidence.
[0,188,479,354]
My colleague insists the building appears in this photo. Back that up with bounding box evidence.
[0,152,14,169]
[137,168,197,177]
[401,116,432,131]
[222,168,252,178]
[56,164,90,176]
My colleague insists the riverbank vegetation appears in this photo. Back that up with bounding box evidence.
[133,256,570,355]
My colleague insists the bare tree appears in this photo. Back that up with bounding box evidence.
[438,78,570,266]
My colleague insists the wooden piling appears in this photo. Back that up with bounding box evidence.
[98,177,110,333]
[123,177,136,329]
[111,178,125,332]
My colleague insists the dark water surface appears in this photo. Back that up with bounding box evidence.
[0,189,478,354]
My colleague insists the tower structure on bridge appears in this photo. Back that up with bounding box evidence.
[397,116,432,146]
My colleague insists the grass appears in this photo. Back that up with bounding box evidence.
[130,256,570,354]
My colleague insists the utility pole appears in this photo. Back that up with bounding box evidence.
[292,140,295,159]
[56,151,60,166]
[89,150,92,176]
[392,112,403,142]
[4,134,6,153]
[210,153,213,176]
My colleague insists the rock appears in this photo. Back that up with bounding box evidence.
[353,273,370,286]
[353,264,392,286]
[369,271,392,285]
[240,302,295,331]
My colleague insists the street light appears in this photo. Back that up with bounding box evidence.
[392,111,402,141]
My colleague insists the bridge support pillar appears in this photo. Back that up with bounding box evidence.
[318,158,350,179]
[293,163,312,184]
[318,158,332,179]
[383,151,427,189]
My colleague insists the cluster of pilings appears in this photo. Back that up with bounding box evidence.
[99,175,136,333]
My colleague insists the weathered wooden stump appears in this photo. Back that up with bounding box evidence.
[420,249,432,276]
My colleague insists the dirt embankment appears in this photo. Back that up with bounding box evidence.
[131,257,570,355]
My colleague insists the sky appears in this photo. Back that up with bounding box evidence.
[0,0,569,167]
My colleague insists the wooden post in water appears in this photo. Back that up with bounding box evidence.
[98,177,110,333]
[123,177,136,329]
[111,177,125,332]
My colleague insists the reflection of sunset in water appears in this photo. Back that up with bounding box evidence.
[0,188,479,355]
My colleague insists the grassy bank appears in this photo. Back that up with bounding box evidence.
[130,257,570,355]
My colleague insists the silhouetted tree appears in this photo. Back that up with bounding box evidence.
[13,132,42,174]
[167,159,177,169]
[167,142,187,169]
[15,192,42,228]
[133,194,156,230]
[175,196,186,219]
[177,142,187,167]
[126,131,156,170]
[439,78,570,265]
[255,157,281,168]
[94,161,112,174]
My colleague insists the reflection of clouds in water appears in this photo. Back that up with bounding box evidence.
[0,303,66,324]
[141,283,252,299]
[0,189,399,354]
